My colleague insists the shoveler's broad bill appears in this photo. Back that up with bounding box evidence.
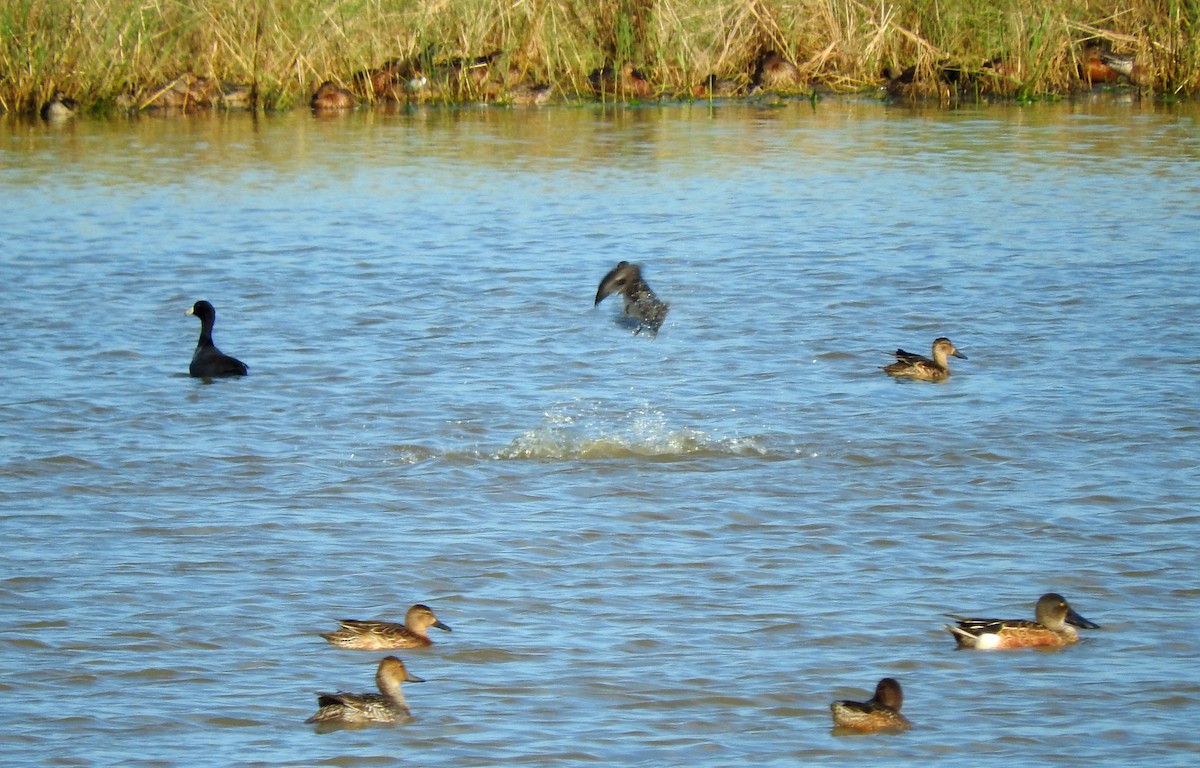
[946,593,1099,649]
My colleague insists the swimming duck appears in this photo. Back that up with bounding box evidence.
[311,81,355,111]
[305,656,424,724]
[883,337,966,381]
[946,593,1100,649]
[594,261,669,337]
[186,300,248,378]
[831,677,912,733]
[322,604,451,650]
[40,92,79,121]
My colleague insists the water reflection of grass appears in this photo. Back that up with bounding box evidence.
[1,0,1196,113]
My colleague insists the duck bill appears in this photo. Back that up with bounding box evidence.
[406,673,427,683]
[434,620,452,633]
[1066,607,1099,629]
[952,351,967,359]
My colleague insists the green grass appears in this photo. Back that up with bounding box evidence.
[1,0,1194,112]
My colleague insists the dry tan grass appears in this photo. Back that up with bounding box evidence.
[0,0,1192,113]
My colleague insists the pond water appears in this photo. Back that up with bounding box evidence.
[1,95,1199,767]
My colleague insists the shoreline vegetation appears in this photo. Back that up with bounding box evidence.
[3,0,1196,116]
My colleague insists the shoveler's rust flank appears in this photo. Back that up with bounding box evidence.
[946,593,1100,649]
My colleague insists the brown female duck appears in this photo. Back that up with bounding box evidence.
[306,656,424,724]
[831,677,911,733]
[594,261,669,337]
[322,604,452,650]
[883,337,966,381]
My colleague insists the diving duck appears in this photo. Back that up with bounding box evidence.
[594,261,669,337]
[883,337,966,381]
[322,604,452,650]
[186,300,248,378]
[831,677,912,733]
[945,593,1100,649]
[305,656,424,724]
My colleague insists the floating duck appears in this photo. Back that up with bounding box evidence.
[305,656,424,724]
[883,337,966,382]
[322,604,452,650]
[831,677,912,733]
[946,593,1100,649]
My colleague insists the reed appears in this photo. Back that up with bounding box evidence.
[1,0,1194,113]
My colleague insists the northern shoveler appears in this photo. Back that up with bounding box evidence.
[186,300,248,378]
[322,604,452,650]
[1099,52,1146,85]
[883,337,966,382]
[40,92,79,121]
[311,81,355,111]
[594,261,670,337]
[831,677,912,733]
[305,656,424,724]
[945,593,1100,649]
[1079,43,1121,84]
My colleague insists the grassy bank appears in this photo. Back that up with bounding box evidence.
[2,0,1196,112]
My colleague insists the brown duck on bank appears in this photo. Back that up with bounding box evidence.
[831,677,912,733]
[305,656,425,725]
[311,81,355,111]
[40,92,79,121]
[595,261,669,337]
[322,604,452,650]
[1079,43,1121,85]
[589,63,654,99]
[752,51,801,91]
[883,337,966,382]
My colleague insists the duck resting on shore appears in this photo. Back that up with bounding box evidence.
[594,261,669,337]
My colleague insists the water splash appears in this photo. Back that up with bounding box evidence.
[496,405,768,460]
